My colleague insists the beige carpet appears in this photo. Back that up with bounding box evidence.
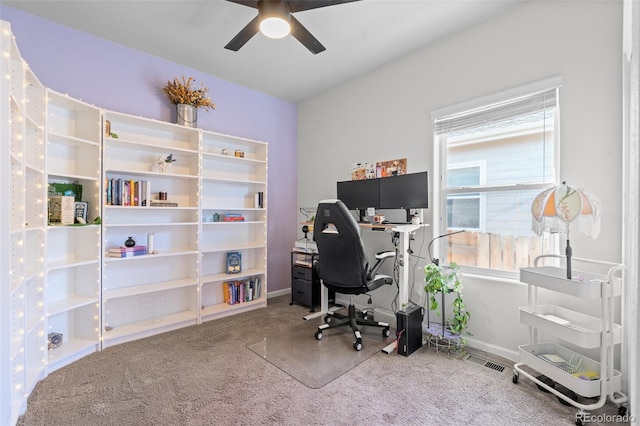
[17,295,625,426]
[247,316,393,388]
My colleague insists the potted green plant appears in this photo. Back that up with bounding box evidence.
[162,76,216,127]
[423,261,470,343]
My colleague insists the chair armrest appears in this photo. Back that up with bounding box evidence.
[375,251,395,260]
[368,250,396,280]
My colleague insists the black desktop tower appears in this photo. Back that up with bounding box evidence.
[396,305,424,356]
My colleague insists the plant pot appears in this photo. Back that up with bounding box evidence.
[176,103,197,128]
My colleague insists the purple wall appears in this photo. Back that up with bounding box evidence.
[1,6,297,293]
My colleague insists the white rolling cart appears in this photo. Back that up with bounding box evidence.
[512,255,628,425]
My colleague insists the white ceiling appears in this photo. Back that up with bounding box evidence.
[3,0,524,103]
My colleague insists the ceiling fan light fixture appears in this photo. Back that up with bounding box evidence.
[225,0,357,53]
[259,16,290,39]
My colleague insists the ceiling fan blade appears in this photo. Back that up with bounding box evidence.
[225,0,259,8]
[288,0,361,13]
[289,14,325,54]
[224,15,261,51]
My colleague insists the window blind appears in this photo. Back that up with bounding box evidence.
[434,88,559,135]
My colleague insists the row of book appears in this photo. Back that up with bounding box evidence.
[223,277,262,305]
[108,245,148,258]
[105,178,178,207]
[222,213,245,222]
[105,178,150,207]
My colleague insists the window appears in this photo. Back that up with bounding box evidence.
[431,77,561,277]
[446,162,485,230]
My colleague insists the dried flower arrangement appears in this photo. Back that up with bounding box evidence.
[162,76,216,110]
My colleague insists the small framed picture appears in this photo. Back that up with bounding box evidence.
[235,150,244,158]
[74,201,88,224]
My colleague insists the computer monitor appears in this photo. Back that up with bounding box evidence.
[336,179,380,209]
[379,171,428,221]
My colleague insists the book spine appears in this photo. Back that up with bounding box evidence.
[145,180,151,207]
[131,179,138,206]
[223,282,229,304]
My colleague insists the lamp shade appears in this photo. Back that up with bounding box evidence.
[260,16,290,39]
[531,181,602,239]
[531,182,602,279]
[258,0,291,39]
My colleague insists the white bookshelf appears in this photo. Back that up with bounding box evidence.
[1,21,46,425]
[199,130,267,322]
[44,90,102,374]
[101,111,201,348]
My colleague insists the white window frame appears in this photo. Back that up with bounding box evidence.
[430,76,562,279]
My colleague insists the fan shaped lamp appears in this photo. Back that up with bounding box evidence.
[531,181,602,279]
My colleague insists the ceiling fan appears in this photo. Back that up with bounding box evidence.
[224,0,361,54]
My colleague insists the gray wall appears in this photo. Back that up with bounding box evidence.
[297,1,623,360]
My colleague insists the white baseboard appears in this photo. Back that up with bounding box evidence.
[267,288,291,299]
[340,297,519,363]
[463,337,519,363]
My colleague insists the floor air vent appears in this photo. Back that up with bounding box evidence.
[466,354,506,373]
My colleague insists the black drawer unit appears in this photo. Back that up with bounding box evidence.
[290,251,320,311]
[292,265,313,281]
[292,277,317,308]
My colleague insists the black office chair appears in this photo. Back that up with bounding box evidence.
[313,199,395,351]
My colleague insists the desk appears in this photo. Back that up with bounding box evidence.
[305,223,425,328]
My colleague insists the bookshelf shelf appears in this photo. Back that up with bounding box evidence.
[201,268,266,284]
[103,278,198,300]
[102,311,198,348]
[47,297,98,316]
[201,242,266,254]
[105,168,199,180]
[47,339,98,372]
[105,136,199,155]
[200,298,265,321]
[201,176,267,185]
[47,131,100,148]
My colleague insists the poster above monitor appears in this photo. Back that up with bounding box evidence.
[350,158,407,180]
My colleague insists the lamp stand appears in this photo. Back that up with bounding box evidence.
[565,238,572,279]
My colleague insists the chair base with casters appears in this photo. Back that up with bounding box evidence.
[314,294,391,351]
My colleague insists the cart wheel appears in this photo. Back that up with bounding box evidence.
[382,328,390,338]
[512,373,518,384]
[324,315,333,324]
[535,375,555,393]
[315,330,323,340]
[555,384,578,406]
[354,338,363,351]
[618,405,627,416]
